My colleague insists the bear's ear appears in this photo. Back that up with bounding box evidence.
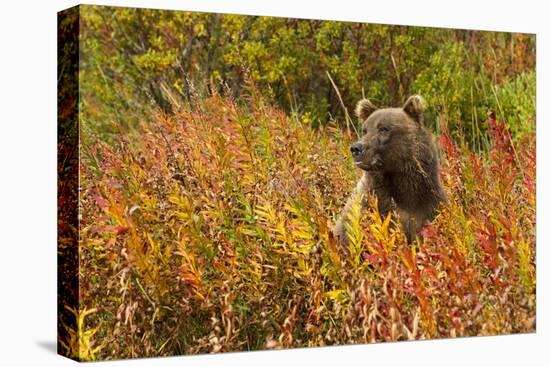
[355,99,378,121]
[403,95,425,124]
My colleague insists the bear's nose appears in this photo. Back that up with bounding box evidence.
[350,143,364,156]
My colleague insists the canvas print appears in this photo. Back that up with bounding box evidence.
[58,4,536,361]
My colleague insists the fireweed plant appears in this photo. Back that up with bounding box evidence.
[75,89,535,360]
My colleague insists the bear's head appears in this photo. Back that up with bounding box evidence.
[350,95,427,172]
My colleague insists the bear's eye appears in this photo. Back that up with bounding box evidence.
[362,127,368,135]
[378,126,390,133]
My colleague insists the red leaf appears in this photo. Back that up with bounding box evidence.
[92,192,109,210]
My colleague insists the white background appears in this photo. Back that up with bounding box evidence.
[0,0,547,365]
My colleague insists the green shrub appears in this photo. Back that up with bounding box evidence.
[78,6,535,149]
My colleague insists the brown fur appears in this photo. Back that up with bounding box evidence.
[333,95,447,243]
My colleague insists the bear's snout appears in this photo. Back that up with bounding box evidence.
[351,141,381,171]
[350,142,365,157]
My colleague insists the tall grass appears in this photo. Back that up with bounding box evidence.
[75,91,535,360]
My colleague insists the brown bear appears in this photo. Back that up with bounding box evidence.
[333,95,447,243]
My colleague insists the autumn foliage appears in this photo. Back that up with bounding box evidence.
[75,91,535,360]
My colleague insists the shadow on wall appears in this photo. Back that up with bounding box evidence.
[36,340,57,355]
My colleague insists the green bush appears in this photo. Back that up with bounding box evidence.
[78,5,535,149]
[489,70,536,139]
